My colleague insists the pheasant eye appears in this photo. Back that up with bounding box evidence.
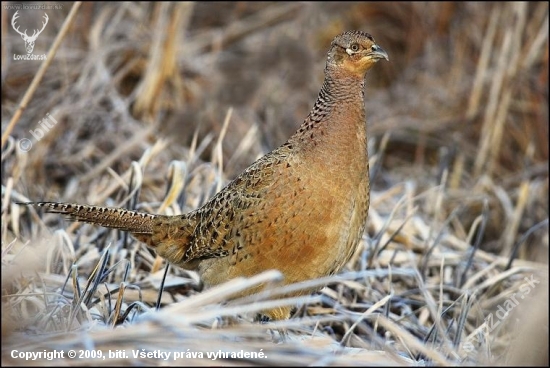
[351,43,359,52]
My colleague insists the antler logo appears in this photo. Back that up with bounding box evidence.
[11,11,49,54]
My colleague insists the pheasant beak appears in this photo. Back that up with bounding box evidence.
[370,44,389,61]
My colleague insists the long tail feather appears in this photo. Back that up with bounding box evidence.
[20,202,156,235]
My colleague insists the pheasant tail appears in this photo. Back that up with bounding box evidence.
[26,201,155,238]
[22,202,198,267]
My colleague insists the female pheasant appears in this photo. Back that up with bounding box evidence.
[25,31,388,320]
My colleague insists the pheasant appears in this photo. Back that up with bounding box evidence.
[22,31,388,320]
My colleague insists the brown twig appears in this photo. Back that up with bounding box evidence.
[1,2,82,149]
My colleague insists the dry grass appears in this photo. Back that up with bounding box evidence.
[2,2,548,366]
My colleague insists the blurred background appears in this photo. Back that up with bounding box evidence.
[1,3,548,364]
[3,1,547,261]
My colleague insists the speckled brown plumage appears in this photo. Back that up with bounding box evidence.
[25,31,388,320]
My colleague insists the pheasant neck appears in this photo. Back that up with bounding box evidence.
[289,72,367,157]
